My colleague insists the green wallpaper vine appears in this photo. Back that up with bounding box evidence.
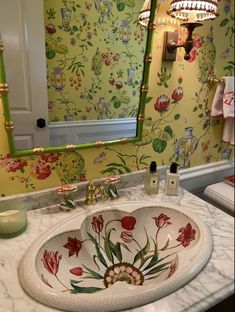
[0,0,234,196]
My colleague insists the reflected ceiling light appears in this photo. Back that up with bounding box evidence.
[162,0,219,61]
[138,0,151,27]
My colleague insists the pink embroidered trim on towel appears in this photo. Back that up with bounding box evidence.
[211,76,234,145]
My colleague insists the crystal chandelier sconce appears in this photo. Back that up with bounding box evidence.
[138,0,151,27]
[162,0,219,61]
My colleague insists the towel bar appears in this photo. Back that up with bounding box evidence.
[206,75,225,85]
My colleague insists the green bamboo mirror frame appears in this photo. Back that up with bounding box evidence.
[0,0,157,157]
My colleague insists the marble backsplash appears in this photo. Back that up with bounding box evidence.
[0,167,168,212]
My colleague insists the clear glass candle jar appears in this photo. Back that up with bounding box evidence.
[0,203,28,238]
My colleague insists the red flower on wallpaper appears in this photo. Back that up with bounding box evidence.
[69,267,83,276]
[154,95,170,113]
[91,215,104,234]
[121,216,136,231]
[178,75,183,84]
[153,213,172,229]
[176,223,196,247]
[104,58,111,66]
[113,53,120,61]
[194,36,203,49]
[120,231,134,243]
[79,175,87,182]
[172,87,184,102]
[101,53,111,66]
[109,77,115,85]
[0,154,27,173]
[115,81,123,89]
[189,49,197,63]
[41,250,62,275]
[33,160,51,180]
[48,101,54,110]
[41,153,60,164]
[45,24,56,34]
[63,237,83,257]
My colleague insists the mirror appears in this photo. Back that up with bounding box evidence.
[0,0,157,156]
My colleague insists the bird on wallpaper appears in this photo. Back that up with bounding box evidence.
[221,48,230,59]
[94,0,112,23]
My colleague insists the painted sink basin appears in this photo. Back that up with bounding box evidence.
[19,201,212,312]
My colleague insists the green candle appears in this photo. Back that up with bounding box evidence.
[0,207,28,238]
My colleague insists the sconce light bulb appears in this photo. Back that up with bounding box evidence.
[187,11,197,22]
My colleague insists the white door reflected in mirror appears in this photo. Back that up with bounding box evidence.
[0,0,147,150]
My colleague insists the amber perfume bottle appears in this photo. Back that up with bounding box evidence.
[165,162,180,196]
[144,161,160,195]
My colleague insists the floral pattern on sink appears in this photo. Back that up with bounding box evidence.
[37,207,198,294]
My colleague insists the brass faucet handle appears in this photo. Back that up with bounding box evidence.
[98,185,109,201]
[85,181,97,205]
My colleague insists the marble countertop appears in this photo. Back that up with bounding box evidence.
[0,183,234,312]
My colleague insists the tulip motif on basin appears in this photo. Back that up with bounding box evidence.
[91,215,104,234]
[39,211,198,294]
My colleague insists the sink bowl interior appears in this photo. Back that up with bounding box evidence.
[19,202,212,312]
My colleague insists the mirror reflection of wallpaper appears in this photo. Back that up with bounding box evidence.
[44,0,146,122]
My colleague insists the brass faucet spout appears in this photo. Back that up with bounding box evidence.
[85,181,108,205]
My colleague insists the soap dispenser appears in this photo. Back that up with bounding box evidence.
[165,162,180,196]
[144,161,160,195]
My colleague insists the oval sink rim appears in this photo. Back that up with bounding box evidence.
[18,201,213,312]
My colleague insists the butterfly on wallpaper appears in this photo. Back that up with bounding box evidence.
[204,154,212,163]
[85,2,92,10]
[93,152,107,164]
[201,140,210,152]
[85,106,92,113]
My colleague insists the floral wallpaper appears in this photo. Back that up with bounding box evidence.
[44,0,146,122]
[0,0,234,196]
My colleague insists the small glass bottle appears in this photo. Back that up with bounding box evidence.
[165,162,180,196]
[144,161,160,195]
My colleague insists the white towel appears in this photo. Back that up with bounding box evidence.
[211,82,224,117]
[223,118,234,145]
[211,76,234,145]
[223,76,234,118]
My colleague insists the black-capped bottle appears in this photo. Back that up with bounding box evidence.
[165,162,180,196]
[144,161,160,195]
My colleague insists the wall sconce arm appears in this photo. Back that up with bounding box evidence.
[163,22,202,61]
